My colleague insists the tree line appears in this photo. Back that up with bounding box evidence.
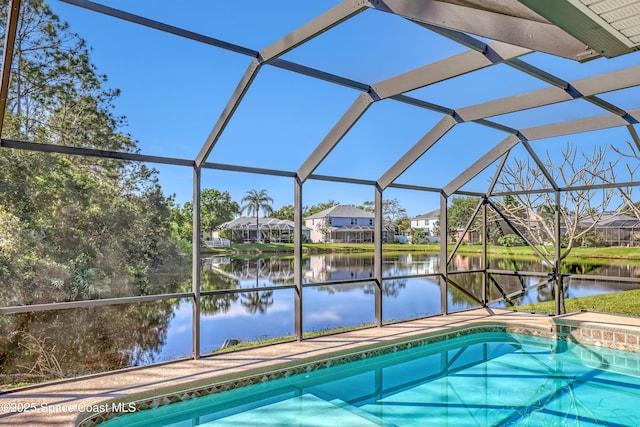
[0,0,190,307]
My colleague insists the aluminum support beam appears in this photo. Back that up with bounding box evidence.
[554,190,563,316]
[447,197,484,265]
[2,138,194,166]
[439,194,448,315]
[573,67,640,98]
[387,183,442,193]
[487,199,554,268]
[629,125,640,152]
[481,202,488,305]
[204,162,295,177]
[371,0,599,61]
[447,107,640,197]
[521,140,559,191]
[294,177,303,340]
[425,26,638,124]
[371,42,530,100]
[271,58,369,91]
[495,179,640,195]
[61,0,256,55]
[0,137,473,191]
[195,59,261,168]
[564,274,640,284]
[457,88,571,122]
[378,115,458,190]
[374,185,383,327]
[503,58,640,124]
[486,270,548,278]
[309,174,375,186]
[260,0,366,62]
[446,278,484,307]
[0,0,21,140]
[521,108,640,141]
[444,134,521,196]
[192,167,201,359]
[492,188,551,197]
[297,92,374,182]
[486,153,510,197]
[486,279,550,307]
[0,292,193,315]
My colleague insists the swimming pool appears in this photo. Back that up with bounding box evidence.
[92,328,640,426]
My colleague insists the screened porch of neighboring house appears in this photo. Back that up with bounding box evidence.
[218,217,311,243]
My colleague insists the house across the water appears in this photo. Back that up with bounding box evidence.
[304,205,394,243]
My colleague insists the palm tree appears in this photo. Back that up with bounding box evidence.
[241,189,273,243]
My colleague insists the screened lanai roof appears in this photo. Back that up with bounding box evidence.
[220,217,311,232]
[3,0,640,374]
[1,0,640,206]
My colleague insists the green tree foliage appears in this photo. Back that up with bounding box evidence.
[169,201,193,245]
[201,189,239,234]
[497,233,525,247]
[306,200,338,216]
[171,188,240,242]
[241,189,273,243]
[0,0,190,385]
[447,196,482,241]
[272,204,295,221]
[1,0,187,304]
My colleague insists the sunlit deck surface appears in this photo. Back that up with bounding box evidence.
[2,308,640,427]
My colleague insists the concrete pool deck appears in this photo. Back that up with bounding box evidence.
[2,307,640,426]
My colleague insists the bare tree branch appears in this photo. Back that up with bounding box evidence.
[493,142,617,260]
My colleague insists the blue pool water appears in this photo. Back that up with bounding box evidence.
[101,332,640,426]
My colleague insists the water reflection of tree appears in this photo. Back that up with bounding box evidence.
[448,274,483,307]
[0,299,177,387]
[534,279,569,305]
[375,279,408,297]
[240,291,274,314]
[562,261,601,275]
[199,266,240,315]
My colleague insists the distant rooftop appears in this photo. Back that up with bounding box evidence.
[305,205,374,220]
[413,209,440,220]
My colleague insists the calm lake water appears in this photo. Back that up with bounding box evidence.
[159,253,640,360]
[4,252,639,384]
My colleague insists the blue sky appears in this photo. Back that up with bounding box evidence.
[46,1,640,217]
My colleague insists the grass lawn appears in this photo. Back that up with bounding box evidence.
[513,289,640,316]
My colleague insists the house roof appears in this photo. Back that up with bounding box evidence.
[220,217,311,231]
[412,209,440,221]
[305,205,374,220]
[579,213,640,228]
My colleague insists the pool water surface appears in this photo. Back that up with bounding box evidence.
[99,331,640,426]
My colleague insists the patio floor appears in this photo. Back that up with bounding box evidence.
[1,308,639,427]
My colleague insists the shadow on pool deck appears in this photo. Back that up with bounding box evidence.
[1,308,637,427]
